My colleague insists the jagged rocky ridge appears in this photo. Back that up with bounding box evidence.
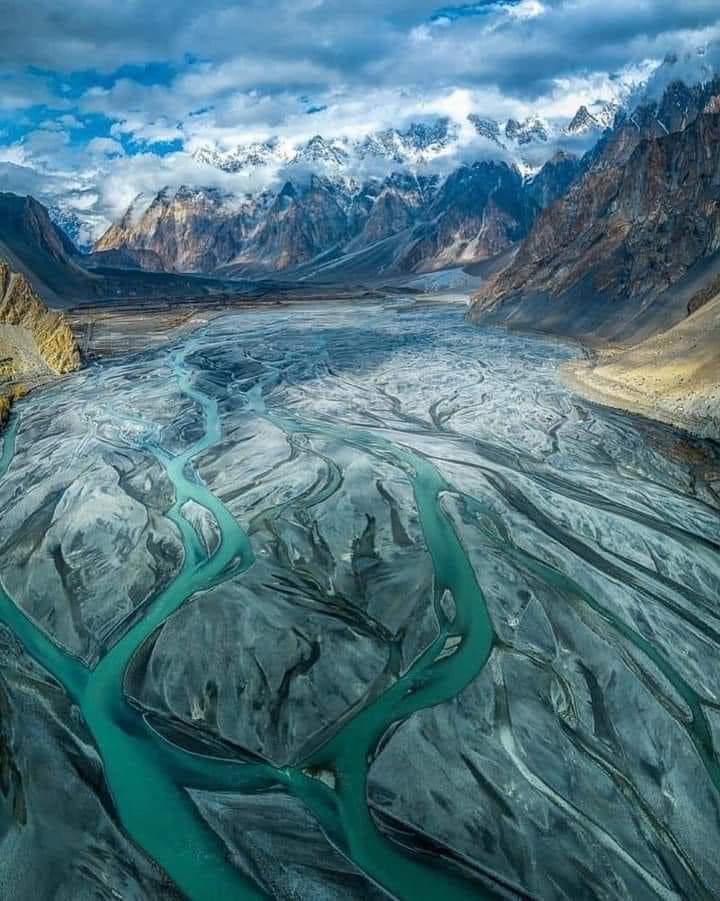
[95,72,720,281]
[0,258,81,426]
[0,261,80,375]
[95,157,582,277]
[471,77,720,341]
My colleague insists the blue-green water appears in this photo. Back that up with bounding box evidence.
[0,302,719,899]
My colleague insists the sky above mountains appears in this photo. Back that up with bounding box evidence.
[1,0,720,240]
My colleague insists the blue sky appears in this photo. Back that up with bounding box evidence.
[1,0,719,238]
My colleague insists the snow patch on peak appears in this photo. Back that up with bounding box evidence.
[504,115,550,145]
[291,135,350,167]
[193,139,289,173]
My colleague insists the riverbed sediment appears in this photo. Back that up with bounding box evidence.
[1,302,719,899]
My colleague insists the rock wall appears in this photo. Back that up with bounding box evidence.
[0,258,81,427]
[470,111,720,341]
[0,259,80,375]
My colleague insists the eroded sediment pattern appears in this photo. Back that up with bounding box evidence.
[0,302,719,899]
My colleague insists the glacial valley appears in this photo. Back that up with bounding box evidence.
[0,301,718,899]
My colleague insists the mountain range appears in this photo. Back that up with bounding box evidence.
[92,158,580,279]
[190,103,616,178]
[86,97,626,279]
[470,74,720,339]
[0,73,716,306]
[89,72,720,285]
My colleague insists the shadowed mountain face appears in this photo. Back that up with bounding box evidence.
[0,193,246,305]
[471,81,720,341]
[94,157,582,278]
[395,163,531,272]
[0,193,100,302]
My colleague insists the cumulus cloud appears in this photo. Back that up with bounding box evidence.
[0,0,718,240]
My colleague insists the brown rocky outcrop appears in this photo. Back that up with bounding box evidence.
[95,154,580,279]
[0,259,81,375]
[471,110,720,340]
[93,186,245,273]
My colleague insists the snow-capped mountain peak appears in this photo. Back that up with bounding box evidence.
[356,118,458,165]
[193,138,287,173]
[290,135,350,167]
[189,100,624,185]
[565,101,618,135]
[467,114,503,145]
[504,115,550,145]
[565,105,600,134]
[48,205,93,252]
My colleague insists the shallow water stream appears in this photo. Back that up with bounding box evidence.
[0,302,719,899]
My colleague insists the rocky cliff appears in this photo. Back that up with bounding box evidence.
[238,177,358,271]
[0,258,81,425]
[95,155,580,279]
[393,162,531,272]
[0,260,81,374]
[471,104,720,341]
[93,186,257,273]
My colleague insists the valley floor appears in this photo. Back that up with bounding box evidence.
[2,300,719,899]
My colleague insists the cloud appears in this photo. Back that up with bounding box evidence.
[0,0,718,240]
[86,137,125,157]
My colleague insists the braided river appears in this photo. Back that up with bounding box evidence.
[0,301,718,899]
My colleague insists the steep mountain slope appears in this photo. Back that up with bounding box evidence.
[523,151,582,211]
[564,102,618,136]
[390,154,581,273]
[48,204,97,253]
[98,153,582,280]
[233,177,357,271]
[84,247,166,272]
[0,193,102,302]
[467,78,720,437]
[0,257,81,425]
[471,98,720,340]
